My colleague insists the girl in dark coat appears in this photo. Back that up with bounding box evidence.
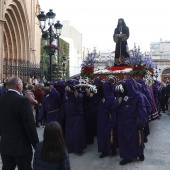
[33,121,70,170]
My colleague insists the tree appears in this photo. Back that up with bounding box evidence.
[58,38,70,80]
[40,38,69,81]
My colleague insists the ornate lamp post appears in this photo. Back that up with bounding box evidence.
[37,9,63,81]
[40,56,44,79]
[54,21,63,65]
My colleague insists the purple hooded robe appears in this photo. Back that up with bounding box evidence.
[117,78,147,159]
[62,79,86,152]
[39,87,62,125]
[137,83,152,140]
[82,92,94,145]
[138,79,159,121]
[97,82,119,153]
[148,86,159,120]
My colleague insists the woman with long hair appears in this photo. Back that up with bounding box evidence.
[33,121,70,170]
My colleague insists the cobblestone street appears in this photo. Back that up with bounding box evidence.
[0,112,170,170]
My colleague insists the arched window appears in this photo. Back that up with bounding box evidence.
[162,69,170,74]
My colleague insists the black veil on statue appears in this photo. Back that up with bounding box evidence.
[113,18,130,66]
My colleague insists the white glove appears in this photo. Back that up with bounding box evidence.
[115,84,124,93]
[65,86,71,92]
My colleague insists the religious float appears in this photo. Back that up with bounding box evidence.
[80,49,155,86]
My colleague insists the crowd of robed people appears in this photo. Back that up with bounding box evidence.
[0,75,170,169]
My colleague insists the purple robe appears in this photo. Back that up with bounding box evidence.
[117,78,147,159]
[137,83,152,138]
[153,80,162,116]
[91,78,102,136]
[140,93,152,140]
[148,87,159,120]
[39,88,62,125]
[138,79,158,121]
[153,81,159,110]
[97,82,119,153]
[62,92,86,152]
[82,94,94,144]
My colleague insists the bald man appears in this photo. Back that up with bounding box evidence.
[0,76,39,170]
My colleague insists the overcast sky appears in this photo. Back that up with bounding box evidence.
[39,0,170,52]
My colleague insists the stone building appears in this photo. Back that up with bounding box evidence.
[150,40,170,82]
[60,20,89,77]
[0,0,41,82]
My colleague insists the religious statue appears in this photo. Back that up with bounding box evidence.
[113,18,130,66]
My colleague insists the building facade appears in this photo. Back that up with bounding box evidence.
[150,40,170,82]
[0,0,41,82]
[60,20,89,77]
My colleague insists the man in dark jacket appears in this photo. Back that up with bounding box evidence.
[0,76,39,170]
[165,80,170,110]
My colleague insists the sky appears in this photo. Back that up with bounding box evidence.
[39,0,170,53]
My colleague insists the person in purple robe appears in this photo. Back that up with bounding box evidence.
[82,89,94,145]
[83,77,104,145]
[39,81,62,126]
[117,78,148,165]
[152,80,160,114]
[138,79,159,121]
[62,79,86,156]
[55,80,66,100]
[137,82,152,143]
[165,80,170,110]
[97,81,122,158]
[148,85,159,120]
[55,80,66,134]
[155,80,162,116]
[89,77,103,136]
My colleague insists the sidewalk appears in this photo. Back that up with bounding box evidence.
[0,112,170,170]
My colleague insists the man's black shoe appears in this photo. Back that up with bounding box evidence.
[144,137,148,143]
[139,154,145,161]
[99,152,108,158]
[119,159,132,165]
[77,151,83,156]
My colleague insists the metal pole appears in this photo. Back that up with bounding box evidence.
[56,36,60,80]
[57,35,59,65]
[49,55,52,81]
[49,25,53,81]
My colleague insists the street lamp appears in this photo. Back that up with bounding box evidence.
[37,9,63,81]
[54,20,63,65]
